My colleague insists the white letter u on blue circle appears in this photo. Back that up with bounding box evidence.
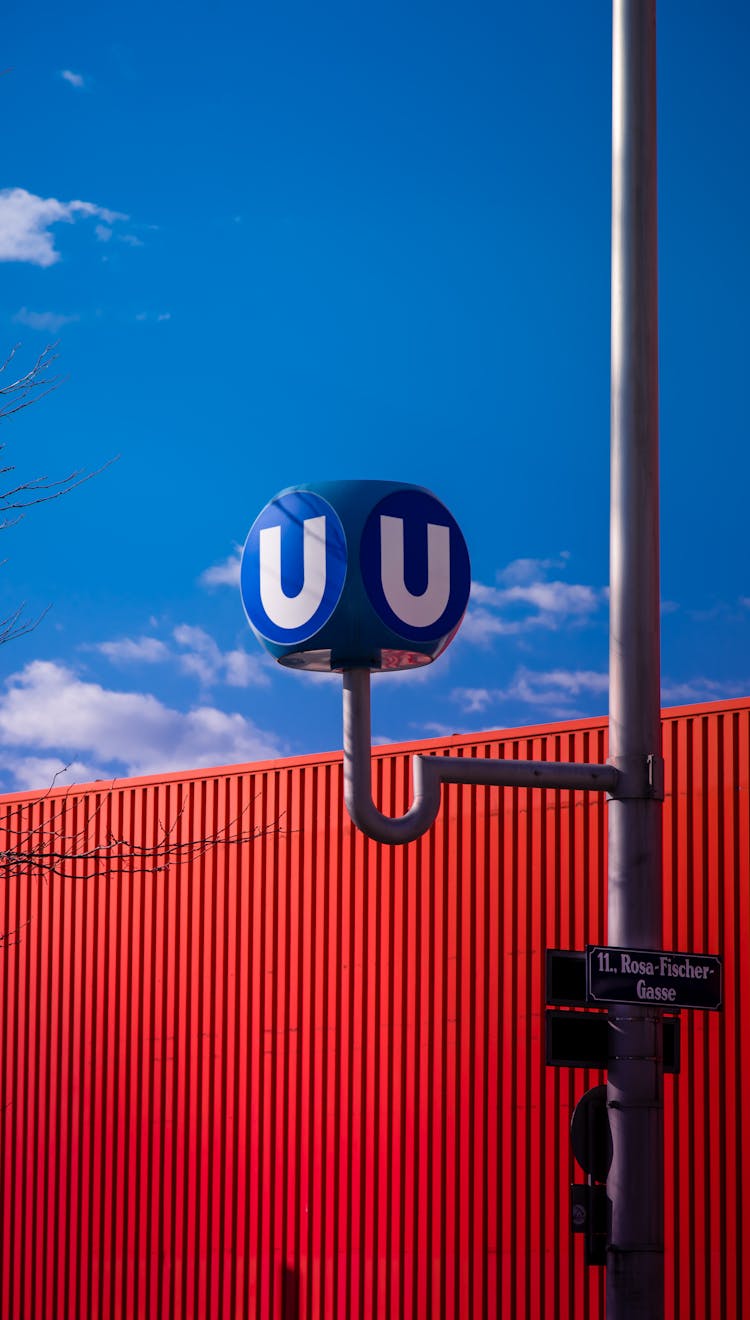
[259,514,327,630]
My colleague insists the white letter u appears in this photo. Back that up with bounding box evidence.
[380,515,450,628]
[259,514,327,629]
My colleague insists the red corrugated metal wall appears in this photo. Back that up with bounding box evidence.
[0,697,747,1319]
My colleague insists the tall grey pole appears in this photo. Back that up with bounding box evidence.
[607,1,664,1316]
[336,3,665,1308]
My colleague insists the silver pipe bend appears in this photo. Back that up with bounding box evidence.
[342,668,621,846]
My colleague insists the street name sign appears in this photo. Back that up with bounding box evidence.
[587,945,722,1011]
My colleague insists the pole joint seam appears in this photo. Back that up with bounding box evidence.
[607,1244,665,1255]
[606,752,664,801]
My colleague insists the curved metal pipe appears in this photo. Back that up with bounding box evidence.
[342,668,621,845]
[343,668,442,844]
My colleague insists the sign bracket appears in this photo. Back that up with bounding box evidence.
[343,667,622,845]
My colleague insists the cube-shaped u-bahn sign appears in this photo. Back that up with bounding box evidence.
[240,479,471,672]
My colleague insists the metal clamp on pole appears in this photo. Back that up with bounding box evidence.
[606,753,665,801]
[343,668,622,846]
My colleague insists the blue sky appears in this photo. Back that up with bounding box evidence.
[0,1,747,791]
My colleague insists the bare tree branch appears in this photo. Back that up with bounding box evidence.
[0,601,51,646]
[0,343,61,421]
[0,779,289,885]
[0,458,118,519]
[0,343,118,643]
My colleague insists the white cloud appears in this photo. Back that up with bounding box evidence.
[95,223,112,243]
[660,676,749,706]
[460,607,526,644]
[94,625,270,689]
[498,554,570,586]
[60,70,85,89]
[173,625,269,688]
[0,188,127,267]
[415,721,464,738]
[97,636,171,664]
[172,624,226,683]
[522,668,609,698]
[471,579,601,618]
[3,755,105,791]
[223,648,267,687]
[452,667,609,719]
[13,306,79,332]
[453,687,494,713]
[507,581,600,615]
[462,557,605,647]
[452,669,747,722]
[199,546,242,589]
[0,660,286,787]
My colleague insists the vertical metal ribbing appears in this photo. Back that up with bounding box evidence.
[0,702,748,1317]
[607,1,664,1315]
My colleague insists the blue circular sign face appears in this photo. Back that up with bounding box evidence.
[241,490,348,645]
[359,488,471,641]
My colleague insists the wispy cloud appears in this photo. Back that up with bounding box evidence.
[97,636,171,664]
[452,667,609,720]
[199,546,243,589]
[459,554,606,648]
[660,676,749,706]
[0,188,127,266]
[458,608,519,644]
[172,624,270,688]
[94,625,270,689]
[452,668,748,721]
[0,660,286,789]
[471,578,602,618]
[4,755,106,792]
[497,554,571,586]
[509,668,609,704]
[412,720,463,739]
[452,687,495,713]
[13,306,79,332]
[60,69,85,89]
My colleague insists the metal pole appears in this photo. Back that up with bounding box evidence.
[607,1,664,1315]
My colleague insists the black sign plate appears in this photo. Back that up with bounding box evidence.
[546,948,587,1005]
[545,1009,680,1073]
[587,945,722,1011]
